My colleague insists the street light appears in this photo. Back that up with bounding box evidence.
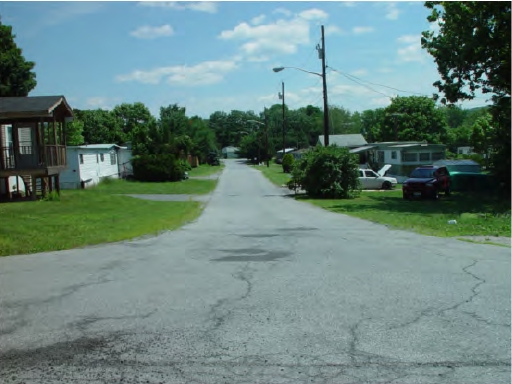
[272,64,330,146]
[247,118,269,167]
[272,25,330,146]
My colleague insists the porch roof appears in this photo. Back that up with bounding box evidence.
[0,96,73,120]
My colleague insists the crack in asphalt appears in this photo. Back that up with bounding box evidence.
[72,310,158,334]
[386,260,508,331]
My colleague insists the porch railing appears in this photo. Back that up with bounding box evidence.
[1,145,67,170]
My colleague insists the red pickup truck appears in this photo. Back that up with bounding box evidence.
[402,165,451,200]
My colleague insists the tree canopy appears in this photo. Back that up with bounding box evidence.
[0,17,37,96]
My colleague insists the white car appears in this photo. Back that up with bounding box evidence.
[358,165,397,190]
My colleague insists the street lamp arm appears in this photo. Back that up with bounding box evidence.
[273,66,323,78]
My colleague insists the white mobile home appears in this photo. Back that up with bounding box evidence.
[59,144,132,189]
[370,142,446,182]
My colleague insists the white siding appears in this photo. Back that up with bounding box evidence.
[59,148,81,189]
[117,148,133,178]
[59,147,122,190]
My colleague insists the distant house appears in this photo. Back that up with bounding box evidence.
[222,146,239,159]
[433,159,481,173]
[317,134,368,148]
[290,148,311,161]
[275,148,296,163]
[457,146,474,155]
[59,144,132,189]
[365,141,447,182]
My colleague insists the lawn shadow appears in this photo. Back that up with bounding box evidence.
[298,192,510,217]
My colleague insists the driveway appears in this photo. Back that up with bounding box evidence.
[1,159,510,383]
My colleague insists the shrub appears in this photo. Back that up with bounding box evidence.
[132,154,185,182]
[282,153,295,173]
[288,145,361,199]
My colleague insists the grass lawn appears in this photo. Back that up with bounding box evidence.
[188,163,224,177]
[254,163,291,187]
[301,190,511,238]
[95,178,217,195]
[0,189,203,257]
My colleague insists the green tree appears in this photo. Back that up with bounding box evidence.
[65,119,84,146]
[360,108,385,142]
[421,2,510,104]
[75,109,125,145]
[381,96,448,143]
[470,113,495,166]
[0,17,37,96]
[288,145,361,199]
[421,1,511,191]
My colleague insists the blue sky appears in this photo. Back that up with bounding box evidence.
[1,1,490,118]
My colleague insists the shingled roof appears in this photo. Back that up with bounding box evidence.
[0,96,73,119]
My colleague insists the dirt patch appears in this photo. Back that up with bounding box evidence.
[458,236,511,247]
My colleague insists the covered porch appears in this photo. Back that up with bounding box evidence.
[0,96,74,201]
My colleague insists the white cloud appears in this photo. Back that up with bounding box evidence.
[385,3,401,20]
[298,9,328,21]
[397,44,423,62]
[397,35,417,44]
[273,7,292,17]
[352,26,374,35]
[138,2,217,13]
[116,59,238,86]
[219,19,310,60]
[350,69,368,77]
[341,1,356,7]
[370,97,392,107]
[397,35,423,62]
[130,25,174,39]
[251,14,266,25]
[325,25,344,36]
[377,67,393,74]
[85,97,119,110]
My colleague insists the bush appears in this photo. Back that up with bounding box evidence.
[132,154,185,182]
[282,153,295,173]
[288,145,361,199]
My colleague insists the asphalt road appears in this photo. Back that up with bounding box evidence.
[1,159,510,384]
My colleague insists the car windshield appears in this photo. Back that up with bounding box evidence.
[410,168,435,178]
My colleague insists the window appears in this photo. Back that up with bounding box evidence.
[378,151,384,163]
[96,154,99,163]
[110,152,117,165]
[365,170,378,178]
[432,152,444,161]
[402,152,417,162]
[391,151,397,159]
[419,153,430,162]
[359,170,364,177]
[79,154,84,164]
[100,153,105,162]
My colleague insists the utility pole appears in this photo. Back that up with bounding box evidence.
[264,109,269,167]
[389,113,403,141]
[279,82,286,157]
[318,25,330,147]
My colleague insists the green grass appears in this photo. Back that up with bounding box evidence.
[96,178,217,195]
[0,189,203,257]
[301,190,511,238]
[188,163,225,177]
[254,163,291,187]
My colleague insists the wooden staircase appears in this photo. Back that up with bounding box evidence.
[21,175,43,198]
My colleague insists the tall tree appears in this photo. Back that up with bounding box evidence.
[0,17,37,96]
[381,96,448,143]
[65,119,84,146]
[421,1,511,190]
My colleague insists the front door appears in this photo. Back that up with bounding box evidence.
[16,124,38,168]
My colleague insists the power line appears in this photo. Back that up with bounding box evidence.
[327,67,393,98]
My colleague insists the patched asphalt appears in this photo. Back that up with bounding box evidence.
[1,159,510,383]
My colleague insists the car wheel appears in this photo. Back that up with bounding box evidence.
[382,181,392,190]
[432,190,440,200]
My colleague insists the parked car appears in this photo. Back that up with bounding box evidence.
[359,165,397,190]
[402,165,451,200]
